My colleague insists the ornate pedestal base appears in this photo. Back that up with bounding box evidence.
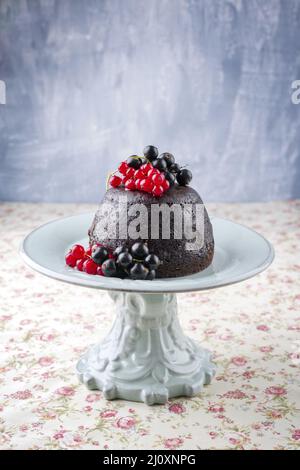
[77,292,215,405]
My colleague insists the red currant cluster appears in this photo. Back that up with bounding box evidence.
[110,160,170,197]
[108,146,192,196]
[65,243,111,276]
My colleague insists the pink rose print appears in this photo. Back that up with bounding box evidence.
[288,324,300,331]
[289,352,300,362]
[242,370,255,379]
[260,346,273,353]
[19,424,29,432]
[168,403,186,414]
[84,406,92,412]
[208,404,225,413]
[55,386,75,397]
[53,432,64,440]
[257,325,269,331]
[116,416,135,429]
[11,390,32,400]
[229,438,240,445]
[231,356,247,366]
[219,334,232,341]
[39,333,55,341]
[292,429,300,441]
[252,423,261,430]
[204,328,216,335]
[265,386,287,396]
[223,390,247,399]
[269,410,282,419]
[38,356,54,367]
[164,438,184,449]
[0,315,12,321]
[100,410,118,418]
[85,393,101,403]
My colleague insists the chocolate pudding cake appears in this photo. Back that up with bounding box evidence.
[66,145,214,280]
[88,185,214,278]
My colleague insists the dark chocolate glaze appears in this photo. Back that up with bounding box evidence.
[89,185,214,278]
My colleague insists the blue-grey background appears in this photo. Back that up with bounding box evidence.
[0,0,300,203]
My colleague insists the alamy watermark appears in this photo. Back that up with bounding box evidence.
[0,80,6,104]
[93,196,205,251]
[291,80,300,104]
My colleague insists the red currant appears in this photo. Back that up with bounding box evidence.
[134,169,145,180]
[125,178,136,190]
[110,175,122,188]
[147,168,159,179]
[141,163,152,173]
[162,179,170,191]
[76,258,85,271]
[83,259,98,275]
[126,167,135,178]
[85,247,92,257]
[71,244,85,260]
[141,178,154,193]
[152,185,164,197]
[152,173,163,185]
[135,179,142,190]
[65,252,77,267]
[118,161,128,175]
[122,175,130,185]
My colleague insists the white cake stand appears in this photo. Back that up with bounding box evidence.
[20,213,274,405]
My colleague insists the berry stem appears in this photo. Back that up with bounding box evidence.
[106,170,118,190]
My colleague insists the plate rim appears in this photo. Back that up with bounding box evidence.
[20,212,275,294]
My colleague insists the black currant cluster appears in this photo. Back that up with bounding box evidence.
[143,145,193,186]
[115,242,160,280]
[125,146,192,187]
[91,242,161,280]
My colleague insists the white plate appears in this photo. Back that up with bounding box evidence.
[20,213,274,293]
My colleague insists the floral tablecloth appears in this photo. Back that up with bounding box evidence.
[0,201,299,450]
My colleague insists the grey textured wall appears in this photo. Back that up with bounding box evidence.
[0,0,300,203]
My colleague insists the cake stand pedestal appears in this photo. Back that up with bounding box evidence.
[77,291,215,404]
[20,213,274,405]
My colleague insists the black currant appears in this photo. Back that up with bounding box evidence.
[146,270,156,280]
[143,145,158,162]
[159,153,175,168]
[117,252,133,268]
[131,242,149,260]
[127,155,142,169]
[113,245,128,258]
[115,266,127,279]
[152,158,167,172]
[169,163,180,174]
[91,246,109,265]
[140,157,148,165]
[176,169,193,186]
[144,254,160,270]
[102,259,117,277]
[129,263,149,280]
[164,171,176,186]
